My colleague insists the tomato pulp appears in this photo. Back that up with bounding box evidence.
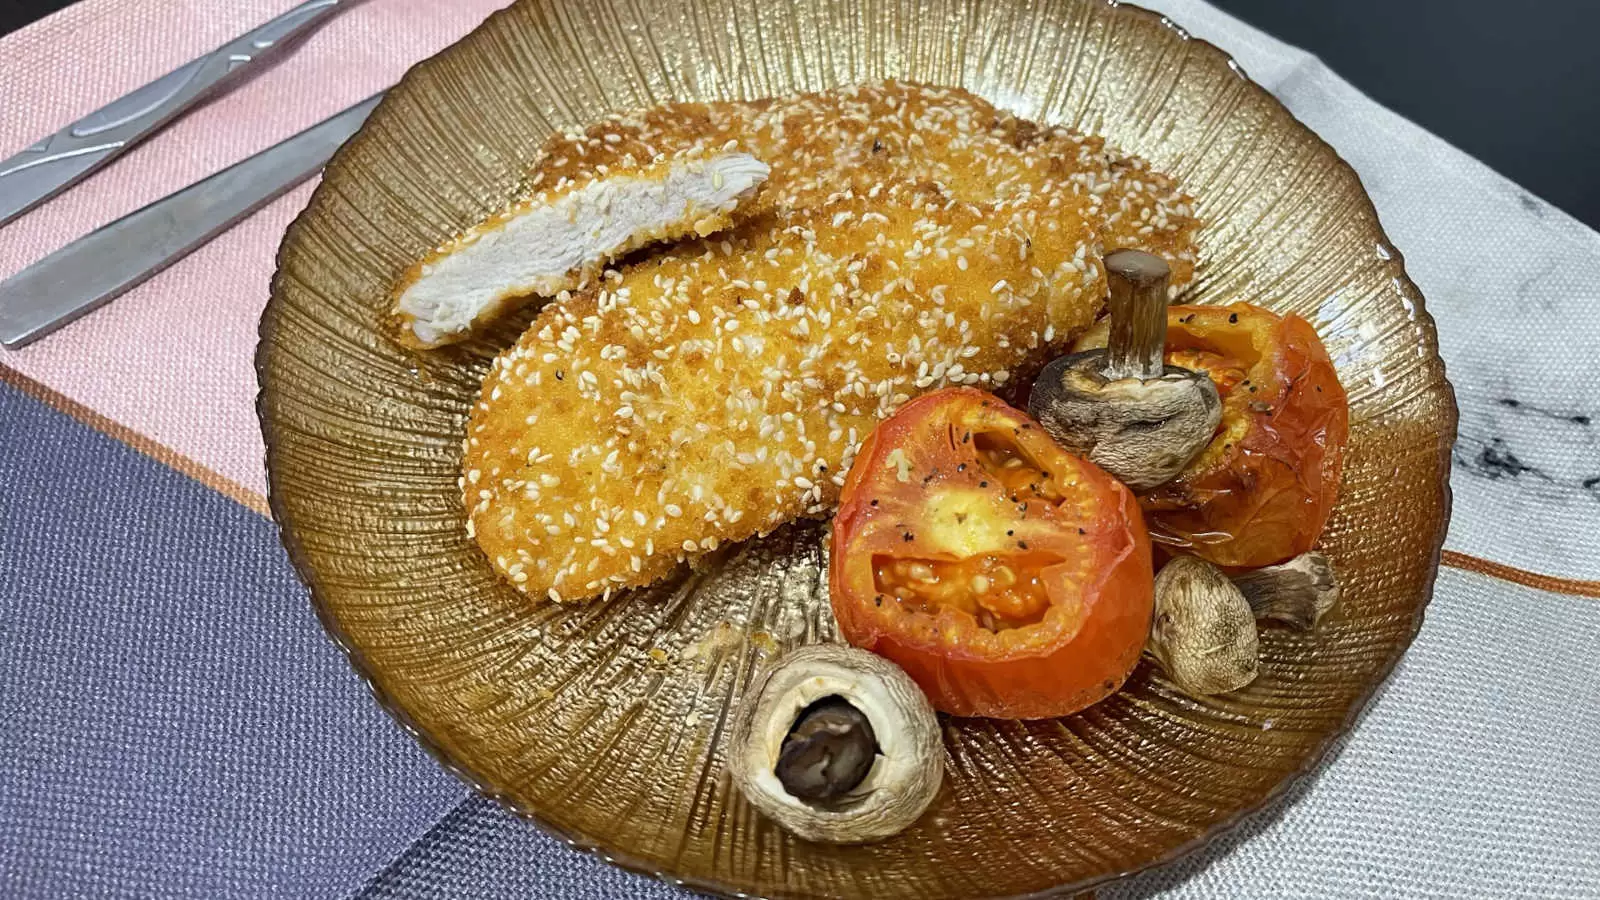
[830,388,1154,719]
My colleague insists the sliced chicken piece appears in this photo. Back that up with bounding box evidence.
[519,81,1200,285]
[392,150,769,348]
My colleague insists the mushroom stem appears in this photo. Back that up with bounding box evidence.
[1232,552,1340,630]
[776,696,879,802]
[1103,249,1172,381]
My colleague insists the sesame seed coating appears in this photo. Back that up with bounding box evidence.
[465,81,1199,603]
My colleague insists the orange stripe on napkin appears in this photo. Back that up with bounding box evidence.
[1,362,271,516]
[1440,550,1600,599]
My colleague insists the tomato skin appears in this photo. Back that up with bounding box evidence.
[830,388,1154,719]
[1140,304,1348,568]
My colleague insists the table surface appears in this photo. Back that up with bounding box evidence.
[2,1,1598,898]
[3,0,1597,229]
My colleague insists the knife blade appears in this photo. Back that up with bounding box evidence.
[0,93,383,350]
[0,0,347,228]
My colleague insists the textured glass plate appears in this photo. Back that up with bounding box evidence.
[256,0,1457,896]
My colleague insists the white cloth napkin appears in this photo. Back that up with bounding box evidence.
[1104,3,1600,896]
[1148,1,1600,583]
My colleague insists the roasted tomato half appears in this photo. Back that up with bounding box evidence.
[830,388,1154,719]
[1082,302,1349,568]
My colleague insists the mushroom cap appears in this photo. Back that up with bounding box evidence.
[1029,350,1222,491]
[1148,556,1259,695]
[731,644,943,843]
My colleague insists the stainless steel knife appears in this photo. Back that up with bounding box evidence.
[0,93,383,350]
[0,0,346,228]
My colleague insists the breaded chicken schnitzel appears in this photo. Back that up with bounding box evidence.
[464,85,1199,604]
[523,82,1196,282]
[406,81,1197,348]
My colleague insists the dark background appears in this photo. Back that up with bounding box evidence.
[4,0,1598,229]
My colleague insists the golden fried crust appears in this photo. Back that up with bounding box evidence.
[467,189,1105,602]
[467,81,1200,603]
[1099,153,1199,287]
[525,81,1197,281]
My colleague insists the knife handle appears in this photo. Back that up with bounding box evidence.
[0,93,382,350]
[0,0,345,228]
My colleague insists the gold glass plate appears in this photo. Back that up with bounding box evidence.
[257,1,1457,895]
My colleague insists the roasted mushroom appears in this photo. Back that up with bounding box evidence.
[1233,552,1340,629]
[731,644,942,843]
[1029,249,1221,490]
[1147,556,1259,695]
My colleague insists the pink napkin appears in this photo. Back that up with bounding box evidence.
[0,0,510,508]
